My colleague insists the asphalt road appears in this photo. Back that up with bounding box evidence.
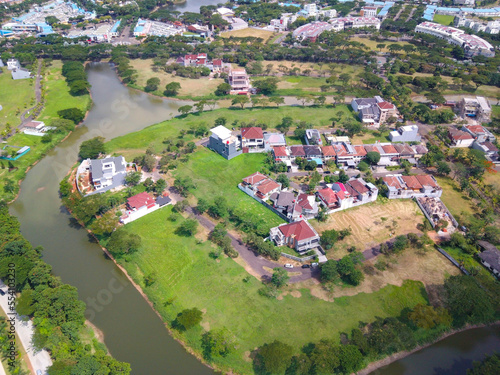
[0,281,52,375]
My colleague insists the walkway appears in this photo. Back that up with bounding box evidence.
[0,281,52,375]
[19,59,43,128]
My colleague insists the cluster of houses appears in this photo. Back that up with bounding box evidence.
[447,124,498,163]
[382,174,442,199]
[292,17,381,42]
[454,15,500,35]
[175,53,229,72]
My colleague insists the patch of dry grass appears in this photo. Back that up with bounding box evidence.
[220,28,276,43]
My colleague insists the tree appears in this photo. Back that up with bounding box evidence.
[202,328,235,359]
[16,288,35,316]
[178,105,192,116]
[276,116,292,135]
[296,94,313,106]
[145,77,160,92]
[195,100,207,113]
[253,77,279,95]
[271,268,289,288]
[208,196,229,218]
[215,83,231,96]
[467,354,500,375]
[231,95,250,109]
[175,308,203,330]
[337,345,363,374]
[90,212,118,236]
[174,177,195,197]
[444,275,495,326]
[409,304,452,329]
[58,108,85,124]
[358,161,369,172]
[276,174,289,188]
[79,136,105,159]
[154,179,166,194]
[3,179,16,194]
[106,229,141,256]
[393,235,408,253]
[175,219,198,237]
[69,80,90,96]
[321,229,339,250]
[164,81,181,96]
[366,151,381,165]
[437,161,451,176]
[256,340,294,375]
[269,96,284,107]
[124,171,142,186]
[320,260,339,282]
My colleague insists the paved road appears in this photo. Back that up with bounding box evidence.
[0,282,52,375]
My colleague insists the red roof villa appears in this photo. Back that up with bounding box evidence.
[269,220,320,253]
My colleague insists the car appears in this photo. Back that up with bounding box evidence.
[0,289,5,296]
[324,171,331,174]
[301,264,310,269]
[311,262,319,267]
[284,263,294,269]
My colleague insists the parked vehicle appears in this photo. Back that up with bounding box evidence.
[301,264,310,268]
[311,262,319,267]
[284,263,294,269]
[0,289,5,296]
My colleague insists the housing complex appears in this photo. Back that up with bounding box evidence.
[447,124,498,163]
[134,18,184,37]
[454,16,500,35]
[382,174,442,199]
[415,22,495,57]
[293,17,381,41]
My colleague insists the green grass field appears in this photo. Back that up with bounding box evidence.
[433,14,454,26]
[172,148,284,231]
[119,204,429,374]
[106,105,358,156]
[37,60,91,122]
[434,176,476,217]
[0,67,36,133]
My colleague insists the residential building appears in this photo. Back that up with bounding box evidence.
[270,190,296,217]
[321,146,336,161]
[208,125,242,160]
[11,67,31,80]
[292,22,332,42]
[270,13,298,32]
[383,174,442,199]
[448,127,474,147]
[305,129,322,145]
[326,135,350,145]
[389,125,421,142]
[120,192,171,224]
[334,143,367,167]
[216,7,248,30]
[472,141,499,163]
[269,220,320,253]
[272,146,289,161]
[133,18,184,37]
[477,241,500,277]
[361,6,377,17]
[317,187,339,210]
[415,22,495,58]
[351,96,397,126]
[346,178,378,203]
[240,172,281,200]
[76,156,128,194]
[289,145,306,159]
[176,54,229,71]
[241,127,264,151]
[453,0,474,6]
[303,145,322,159]
[462,124,495,143]
[228,68,251,94]
[329,16,381,32]
[457,97,492,123]
[377,101,398,124]
[6,59,20,70]
[22,120,52,136]
[292,193,318,220]
[264,133,287,149]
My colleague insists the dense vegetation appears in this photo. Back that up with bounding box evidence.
[0,204,131,374]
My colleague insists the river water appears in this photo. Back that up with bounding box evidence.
[10,63,213,375]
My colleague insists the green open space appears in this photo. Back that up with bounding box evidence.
[433,14,455,26]
[37,60,91,122]
[0,67,35,133]
[118,204,429,374]
[434,176,476,217]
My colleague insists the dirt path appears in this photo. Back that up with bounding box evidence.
[19,59,43,128]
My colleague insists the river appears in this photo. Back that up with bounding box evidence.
[167,0,221,13]
[10,63,213,375]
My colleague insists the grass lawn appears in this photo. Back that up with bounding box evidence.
[119,204,429,374]
[433,14,454,26]
[351,130,391,144]
[0,67,36,133]
[220,28,276,43]
[311,200,423,257]
[37,60,91,123]
[106,106,357,156]
[350,37,414,53]
[172,148,284,231]
[434,176,476,217]
[492,105,500,119]
[128,59,224,99]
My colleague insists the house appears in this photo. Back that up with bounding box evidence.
[265,133,287,149]
[477,241,500,277]
[330,183,354,210]
[241,127,264,150]
[208,125,242,160]
[269,220,320,253]
[120,192,170,224]
[389,125,421,143]
[270,190,295,217]
[242,172,268,187]
[79,156,128,193]
[305,129,322,145]
[321,146,336,161]
[22,120,45,136]
[351,96,398,126]
[255,179,281,199]
[377,101,398,124]
[272,146,289,161]
[448,127,474,148]
[393,143,416,160]
[472,141,499,163]
[292,193,318,220]
[334,143,367,167]
[361,6,377,17]
[289,145,306,159]
[346,178,378,203]
[240,172,281,200]
[11,67,31,80]
[303,145,322,159]
[317,187,339,209]
[457,96,492,122]
[326,135,350,145]
[6,59,20,70]
[228,68,251,94]
[177,53,208,67]
[462,125,496,143]
[382,174,442,199]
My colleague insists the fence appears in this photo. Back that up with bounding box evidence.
[237,184,291,222]
[281,252,317,263]
[437,247,470,275]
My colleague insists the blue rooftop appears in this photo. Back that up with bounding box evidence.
[110,20,121,33]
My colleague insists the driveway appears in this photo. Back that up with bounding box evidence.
[0,282,52,375]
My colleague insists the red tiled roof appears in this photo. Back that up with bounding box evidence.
[278,220,317,242]
[243,172,267,185]
[336,190,347,200]
[348,179,369,194]
[415,174,438,188]
[482,141,499,152]
[345,183,357,197]
[289,145,306,157]
[354,145,367,156]
[257,179,280,195]
[127,192,155,210]
[241,127,264,139]
[273,146,288,157]
[377,101,395,110]
[296,193,313,210]
[394,143,415,154]
[449,128,473,141]
[317,187,338,206]
[382,176,402,189]
[464,125,485,134]
[401,176,423,190]
[213,59,222,66]
[382,144,398,154]
[321,146,336,157]
[364,145,380,154]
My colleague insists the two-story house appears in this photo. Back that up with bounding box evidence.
[269,220,320,253]
[208,125,242,160]
[228,68,251,93]
[88,156,128,192]
[241,127,264,151]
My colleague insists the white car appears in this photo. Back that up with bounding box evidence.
[284,263,294,269]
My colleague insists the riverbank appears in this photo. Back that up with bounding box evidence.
[359,321,500,375]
